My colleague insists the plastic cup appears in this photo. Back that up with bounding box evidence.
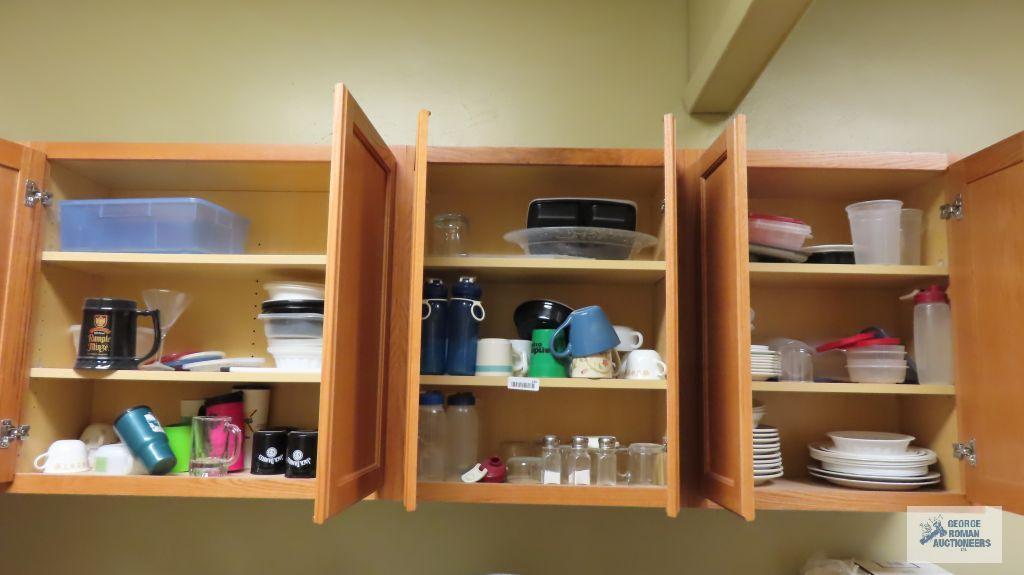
[845,200,903,264]
[900,208,923,265]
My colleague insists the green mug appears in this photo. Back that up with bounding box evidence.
[165,424,192,474]
[528,329,568,377]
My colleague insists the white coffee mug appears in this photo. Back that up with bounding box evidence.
[476,338,520,376]
[621,349,667,380]
[33,439,89,474]
[510,340,531,376]
[92,443,139,475]
[613,326,644,352]
[570,349,619,379]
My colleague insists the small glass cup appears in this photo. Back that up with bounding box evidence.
[432,213,469,256]
[506,456,542,484]
[189,415,242,477]
[627,443,666,486]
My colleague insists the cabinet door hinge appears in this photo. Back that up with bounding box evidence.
[953,438,976,466]
[24,180,52,208]
[0,419,30,449]
[940,194,964,220]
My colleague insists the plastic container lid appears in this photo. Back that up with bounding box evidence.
[261,300,324,314]
[447,391,476,406]
[257,313,325,321]
[420,391,445,406]
[849,337,902,348]
[749,213,808,225]
[816,333,877,352]
[804,244,854,253]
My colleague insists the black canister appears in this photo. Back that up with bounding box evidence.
[285,430,318,478]
[75,298,162,370]
[251,428,290,475]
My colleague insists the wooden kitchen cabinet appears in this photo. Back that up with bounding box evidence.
[398,113,687,516]
[682,117,1024,519]
[0,85,414,525]
[2,85,1021,524]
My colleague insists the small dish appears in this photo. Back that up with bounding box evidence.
[513,299,574,340]
[503,226,657,260]
[826,431,914,455]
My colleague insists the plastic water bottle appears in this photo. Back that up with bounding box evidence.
[906,285,954,384]
[420,278,448,375]
[445,276,485,376]
[417,391,446,481]
[541,435,562,485]
[566,435,592,485]
[594,436,618,486]
[445,392,479,479]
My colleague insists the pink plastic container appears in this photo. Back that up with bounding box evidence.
[748,214,813,250]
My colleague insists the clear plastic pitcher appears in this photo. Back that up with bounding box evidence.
[900,208,923,265]
[846,200,903,264]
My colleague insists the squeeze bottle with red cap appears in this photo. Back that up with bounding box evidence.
[904,285,953,384]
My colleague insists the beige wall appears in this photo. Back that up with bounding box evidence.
[1,0,1022,573]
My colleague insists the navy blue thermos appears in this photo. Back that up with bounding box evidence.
[445,276,485,375]
[420,278,449,375]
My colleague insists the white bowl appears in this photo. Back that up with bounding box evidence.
[827,431,914,455]
[263,281,325,301]
[846,363,908,383]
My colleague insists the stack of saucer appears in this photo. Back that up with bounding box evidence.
[807,431,940,491]
[751,345,781,380]
[752,402,783,484]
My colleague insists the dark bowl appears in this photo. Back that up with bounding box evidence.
[513,299,574,340]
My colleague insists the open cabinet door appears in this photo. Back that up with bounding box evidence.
[697,116,754,520]
[663,114,682,517]
[0,139,46,484]
[948,132,1024,515]
[314,85,398,523]
[401,110,430,511]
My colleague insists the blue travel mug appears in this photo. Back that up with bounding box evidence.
[113,405,176,475]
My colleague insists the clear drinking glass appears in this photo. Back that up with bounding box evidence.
[189,415,242,477]
[432,213,469,256]
[628,443,666,486]
[594,436,618,486]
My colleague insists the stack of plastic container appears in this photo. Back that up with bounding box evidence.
[257,282,325,372]
[845,341,907,383]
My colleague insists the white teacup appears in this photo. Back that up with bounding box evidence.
[476,338,527,377]
[613,326,644,352]
[92,443,141,475]
[33,439,89,474]
[570,349,619,379]
[509,340,531,376]
[621,349,667,380]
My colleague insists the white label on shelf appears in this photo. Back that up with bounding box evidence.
[507,377,540,392]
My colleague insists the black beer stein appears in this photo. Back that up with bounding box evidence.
[75,298,162,370]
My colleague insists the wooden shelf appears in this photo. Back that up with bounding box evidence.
[417,482,666,508]
[7,471,315,499]
[424,257,666,283]
[752,381,956,396]
[41,251,327,276]
[754,477,966,511]
[29,368,320,384]
[421,375,666,391]
[749,263,948,288]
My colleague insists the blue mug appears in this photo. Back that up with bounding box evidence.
[549,306,620,359]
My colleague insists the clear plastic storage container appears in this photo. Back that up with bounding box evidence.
[257,313,324,339]
[59,198,249,254]
[748,214,813,251]
[266,338,323,371]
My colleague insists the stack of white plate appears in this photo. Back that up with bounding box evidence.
[754,424,783,485]
[751,345,781,380]
[807,431,940,491]
[752,401,783,484]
